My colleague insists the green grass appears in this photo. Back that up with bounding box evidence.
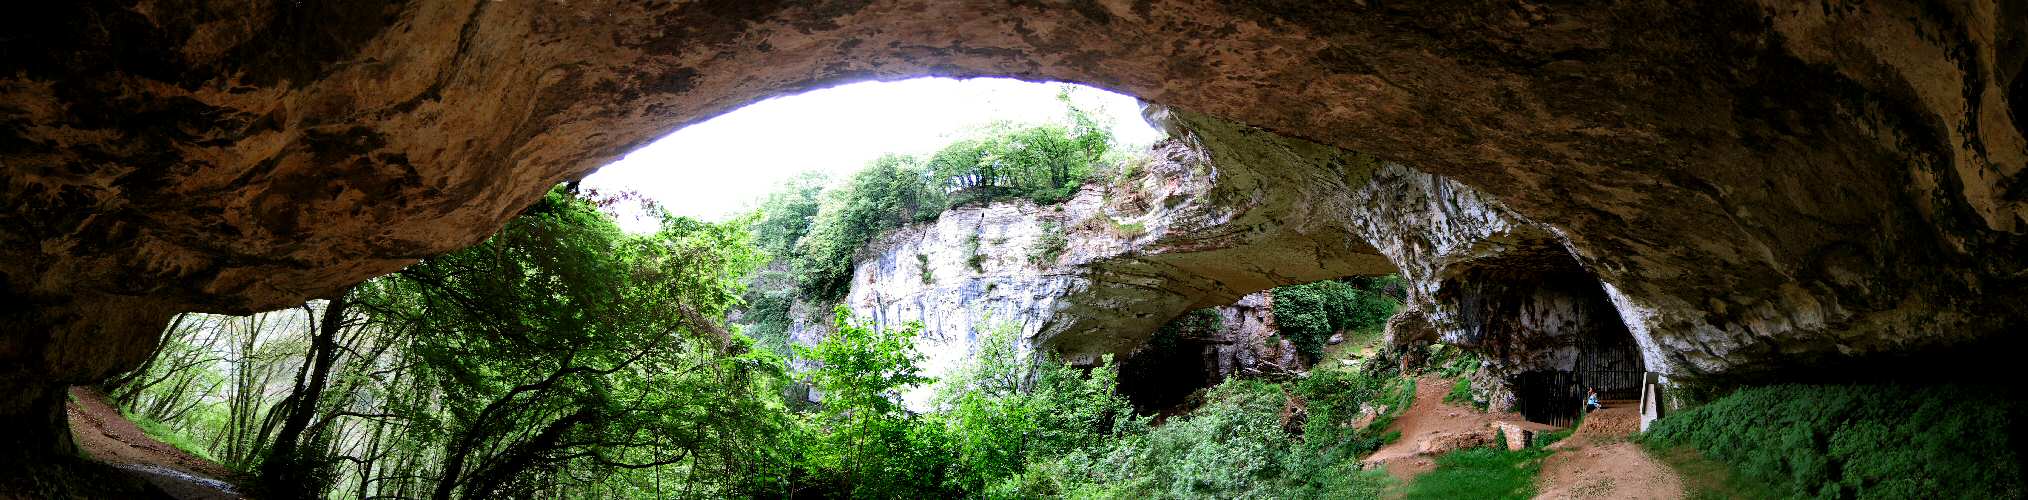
[1643,384,2024,499]
[1531,426,1575,449]
[120,410,221,464]
[1530,411,1580,449]
[1649,445,1781,500]
[1401,447,1552,500]
[1442,377,1487,411]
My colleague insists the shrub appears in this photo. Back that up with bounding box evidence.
[1643,384,2024,499]
[963,234,985,272]
[1020,366,1408,499]
[1108,217,1148,238]
[1444,377,1480,410]
[1271,279,1399,361]
[1532,426,1575,449]
[1029,222,1067,266]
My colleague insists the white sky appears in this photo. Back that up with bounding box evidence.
[582,77,1164,228]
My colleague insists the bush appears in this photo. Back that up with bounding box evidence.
[963,234,985,272]
[1643,384,2024,499]
[1271,280,1398,361]
[1018,367,1407,499]
[793,155,945,301]
[1029,222,1067,266]
[1444,377,1481,410]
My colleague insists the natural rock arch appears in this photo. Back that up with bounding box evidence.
[3,0,2023,465]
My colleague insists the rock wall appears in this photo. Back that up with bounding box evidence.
[810,125,1364,406]
[811,108,1627,411]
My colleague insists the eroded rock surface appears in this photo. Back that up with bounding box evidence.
[3,0,2024,464]
[809,125,1386,407]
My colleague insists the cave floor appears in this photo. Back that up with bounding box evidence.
[1535,404,1682,499]
[1360,377,1684,499]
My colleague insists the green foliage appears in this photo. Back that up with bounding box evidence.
[1643,384,2025,499]
[1271,279,1399,361]
[927,88,1116,207]
[1107,217,1147,238]
[793,155,944,302]
[963,233,986,272]
[121,410,221,465]
[749,171,828,258]
[1443,377,1485,411]
[795,308,952,498]
[741,172,829,357]
[1649,445,1784,500]
[1014,365,1405,499]
[785,94,1121,301]
[355,186,788,497]
[1445,378,1472,405]
[1294,369,1394,461]
[1029,222,1067,266]
[1432,346,1482,378]
[1401,447,1551,500]
[935,320,1140,496]
[1532,426,1576,449]
[918,253,935,284]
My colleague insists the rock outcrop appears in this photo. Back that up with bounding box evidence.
[4,0,2023,472]
[812,124,1381,406]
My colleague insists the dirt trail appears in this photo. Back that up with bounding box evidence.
[67,387,248,500]
[1362,376,1547,481]
[1533,404,1682,500]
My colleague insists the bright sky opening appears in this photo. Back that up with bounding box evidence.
[582,77,1164,230]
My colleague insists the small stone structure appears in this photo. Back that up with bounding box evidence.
[1492,421,1535,451]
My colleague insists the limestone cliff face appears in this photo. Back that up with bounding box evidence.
[806,128,1360,405]
[4,0,2025,460]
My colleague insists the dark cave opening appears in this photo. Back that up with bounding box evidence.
[1437,243,1648,427]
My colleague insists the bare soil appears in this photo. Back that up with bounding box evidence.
[67,387,247,500]
[1533,404,1683,500]
[1362,376,1547,482]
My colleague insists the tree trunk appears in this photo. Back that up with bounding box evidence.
[261,291,352,497]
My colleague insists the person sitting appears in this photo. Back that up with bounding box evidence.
[1585,387,1602,412]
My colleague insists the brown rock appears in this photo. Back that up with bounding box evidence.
[2,0,2024,479]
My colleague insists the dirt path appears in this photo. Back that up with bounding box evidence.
[1362,376,1547,481]
[67,387,248,500]
[1533,404,1682,500]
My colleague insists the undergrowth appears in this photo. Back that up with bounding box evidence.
[1531,425,1575,449]
[1642,383,2024,499]
[1018,360,1410,498]
[121,409,222,464]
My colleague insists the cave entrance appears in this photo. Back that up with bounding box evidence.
[1512,326,1645,427]
[1438,240,1648,427]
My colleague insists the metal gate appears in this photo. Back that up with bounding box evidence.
[1577,336,1644,401]
[1514,370,1580,427]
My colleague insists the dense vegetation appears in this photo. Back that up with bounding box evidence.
[785,91,1123,302]
[1643,384,2026,499]
[104,183,1427,498]
[1270,278,1400,361]
[108,187,791,497]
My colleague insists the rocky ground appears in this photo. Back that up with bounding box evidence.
[1362,376,1551,481]
[1363,378,1684,499]
[66,388,245,500]
[1534,404,1683,499]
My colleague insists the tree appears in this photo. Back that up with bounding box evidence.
[796,307,950,498]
